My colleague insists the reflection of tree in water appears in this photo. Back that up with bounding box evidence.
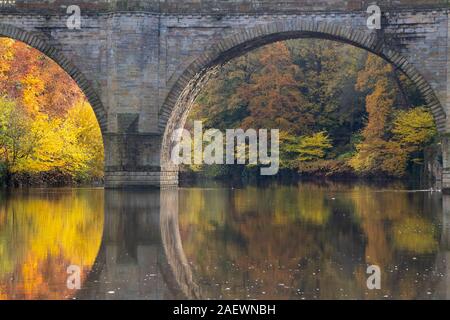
[0,189,103,300]
[0,186,442,300]
[178,181,443,299]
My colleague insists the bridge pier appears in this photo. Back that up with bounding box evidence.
[442,138,450,194]
[104,170,179,189]
[103,133,178,188]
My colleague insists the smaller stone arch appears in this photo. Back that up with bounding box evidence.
[159,19,447,172]
[0,24,107,133]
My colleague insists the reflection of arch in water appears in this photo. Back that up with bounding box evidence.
[77,189,200,300]
[160,189,202,299]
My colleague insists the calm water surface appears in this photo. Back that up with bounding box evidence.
[0,181,449,300]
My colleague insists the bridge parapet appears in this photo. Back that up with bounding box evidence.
[0,0,449,14]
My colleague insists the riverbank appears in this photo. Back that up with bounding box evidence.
[179,170,438,191]
[0,158,438,189]
[0,171,104,188]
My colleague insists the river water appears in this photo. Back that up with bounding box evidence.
[0,180,449,300]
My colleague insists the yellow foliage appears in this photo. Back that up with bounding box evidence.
[349,56,434,178]
[350,107,437,177]
[392,107,437,149]
[281,131,332,167]
[0,99,36,168]
[21,71,45,114]
[297,132,332,162]
[349,138,408,177]
[8,100,104,180]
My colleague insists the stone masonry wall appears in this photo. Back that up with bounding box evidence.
[1,0,448,13]
[0,3,448,187]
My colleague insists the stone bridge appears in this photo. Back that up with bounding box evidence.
[0,0,449,188]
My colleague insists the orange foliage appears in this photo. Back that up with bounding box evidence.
[236,42,313,133]
[0,38,83,117]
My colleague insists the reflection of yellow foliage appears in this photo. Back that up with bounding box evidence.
[349,186,439,265]
[0,190,104,299]
[392,217,438,254]
[270,184,331,226]
[298,190,330,226]
[0,241,14,274]
[22,196,103,265]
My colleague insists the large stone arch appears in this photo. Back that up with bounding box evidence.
[0,24,107,133]
[159,19,446,172]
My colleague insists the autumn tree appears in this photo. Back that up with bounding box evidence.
[234,42,314,133]
[0,38,83,117]
[13,101,104,181]
[350,55,408,177]
[0,38,104,185]
[350,54,437,177]
[0,98,37,174]
[287,39,365,137]
[281,131,332,169]
[391,107,437,164]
